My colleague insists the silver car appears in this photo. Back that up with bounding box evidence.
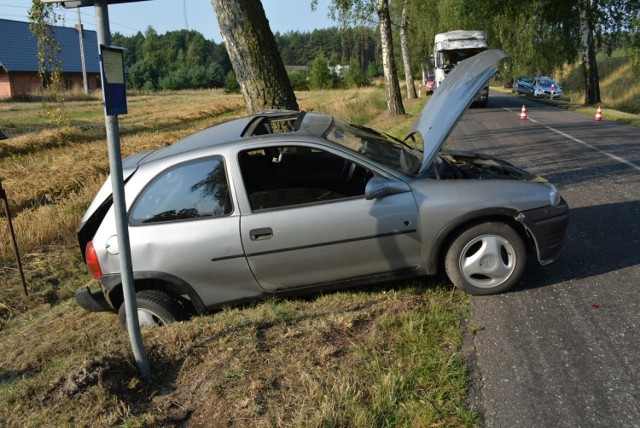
[76,50,569,327]
[512,75,534,95]
[532,76,563,99]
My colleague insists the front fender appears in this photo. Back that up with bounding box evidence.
[424,207,525,275]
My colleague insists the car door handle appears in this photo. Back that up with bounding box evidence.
[250,227,273,241]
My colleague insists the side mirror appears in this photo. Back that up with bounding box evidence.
[365,177,411,200]
[429,56,435,69]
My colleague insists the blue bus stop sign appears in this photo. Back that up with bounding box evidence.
[99,45,127,115]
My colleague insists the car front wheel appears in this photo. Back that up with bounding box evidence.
[118,290,184,330]
[445,222,526,295]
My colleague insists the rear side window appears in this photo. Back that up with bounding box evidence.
[130,157,232,225]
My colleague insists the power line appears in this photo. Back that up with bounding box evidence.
[0,3,27,9]
[0,4,142,35]
[0,13,26,19]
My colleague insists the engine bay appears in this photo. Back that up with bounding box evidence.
[432,151,545,182]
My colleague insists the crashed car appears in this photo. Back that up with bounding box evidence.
[77,50,569,327]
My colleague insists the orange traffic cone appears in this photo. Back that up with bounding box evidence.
[520,105,527,120]
[595,105,602,121]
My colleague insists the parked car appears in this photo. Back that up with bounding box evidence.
[512,75,534,95]
[532,76,562,99]
[76,50,569,328]
[425,73,435,94]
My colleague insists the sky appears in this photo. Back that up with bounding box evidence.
[0,0,336,42]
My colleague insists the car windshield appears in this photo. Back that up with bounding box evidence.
[325,120,423,176]
[538,78,555,86]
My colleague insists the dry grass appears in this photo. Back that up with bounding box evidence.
[559,55,640,114]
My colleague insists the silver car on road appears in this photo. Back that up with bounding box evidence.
[76,50,569,327]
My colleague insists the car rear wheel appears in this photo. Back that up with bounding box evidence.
[445,222,526,295]
[118,290,183,330]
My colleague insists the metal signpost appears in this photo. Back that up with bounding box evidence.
[0,179,28,296]
[42,0,151,378]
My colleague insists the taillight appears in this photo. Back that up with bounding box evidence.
[85,242,103,280]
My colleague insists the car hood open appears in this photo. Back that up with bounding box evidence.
[405,49,508,175]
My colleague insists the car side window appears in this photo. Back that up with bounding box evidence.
[130,156,232,225]
[239,146,374,211]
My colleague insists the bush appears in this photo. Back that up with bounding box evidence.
[366,62,382,80]
[159,63,226,90]
[224,71,241,94]
[289,69,309,91]
[309,55,334,90]
[127,59,159,90]
[343,62,370,88]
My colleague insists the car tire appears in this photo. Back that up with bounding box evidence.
[118,290,183,330]
[445,222,526,295]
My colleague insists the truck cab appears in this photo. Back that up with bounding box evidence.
[432,30,489,106]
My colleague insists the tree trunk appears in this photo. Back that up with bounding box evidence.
[579,0,601,105]
[400,0,417,99]
[211,0,298,114]
[377,0,405,115]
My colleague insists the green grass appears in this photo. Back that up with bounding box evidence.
[0,280,476,427]
[0,88,478,427]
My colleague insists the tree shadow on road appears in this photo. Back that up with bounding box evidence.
[515,199,640,291]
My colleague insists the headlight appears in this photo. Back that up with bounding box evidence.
[546,183,561,206]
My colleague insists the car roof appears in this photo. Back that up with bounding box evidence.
[138,110,333,165]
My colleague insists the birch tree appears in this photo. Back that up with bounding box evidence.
[377,0,405,114]
[319,0,405,115]
[400,0,417,99]
[211,0,299,114]
[578,0,600,104]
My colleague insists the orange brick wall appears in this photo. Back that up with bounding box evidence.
[0,71,100,97]
[5,72,41,97]
[0,70,11,98]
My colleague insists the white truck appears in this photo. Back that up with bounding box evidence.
[432,30,489,106]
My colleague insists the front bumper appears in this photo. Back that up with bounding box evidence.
[520,199,569,264]
[474,87,489,103]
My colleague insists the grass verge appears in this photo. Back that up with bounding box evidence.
[0,281,475,427]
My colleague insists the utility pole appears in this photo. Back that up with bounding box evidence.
[75,7,88,95]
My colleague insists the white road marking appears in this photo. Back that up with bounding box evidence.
[502,106,640,171]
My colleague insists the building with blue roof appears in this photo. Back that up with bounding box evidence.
[0,18,100,98]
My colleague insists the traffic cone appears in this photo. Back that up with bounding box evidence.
[520,105,527,120]
[595,105,602,121]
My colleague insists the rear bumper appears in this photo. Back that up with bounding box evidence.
[75,286,114,312]
[521,199,569,264]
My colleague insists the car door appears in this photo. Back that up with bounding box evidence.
[238,145,421,292]
[126,156,262,305]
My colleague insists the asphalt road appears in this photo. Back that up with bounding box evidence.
[447,93,640,428]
